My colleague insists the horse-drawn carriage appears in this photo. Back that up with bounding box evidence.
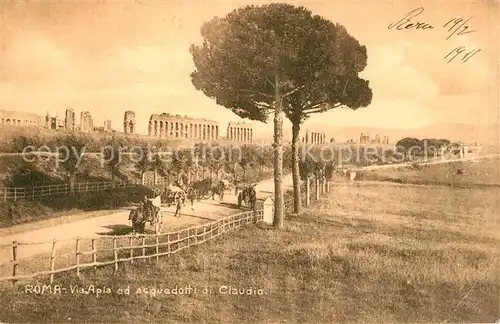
[161,184,191,206]
[184,178,230,201]
[189,178,213,200]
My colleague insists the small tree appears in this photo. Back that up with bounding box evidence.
[206,144,224,179]
[56,134,87,193]
[135,147,151,184]
[151,154,167,184]
[239,145,257,181]
[102,142,121,188]
[171,148,194,185]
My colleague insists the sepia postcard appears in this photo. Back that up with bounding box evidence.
[0,0,498,323]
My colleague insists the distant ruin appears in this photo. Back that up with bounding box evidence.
[302,130,326,145]
[124,111,136,134]
[360,133,389,145]
[148,113,219,141]
[227,122,253,143]
[65,108,76,131]
[0,108,259,141]
[80,111,93,133]
[0,110,44,127]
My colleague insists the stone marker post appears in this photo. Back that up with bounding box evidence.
[263,197,274,225]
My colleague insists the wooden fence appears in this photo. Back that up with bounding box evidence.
[0,176,331,284]
[0,181,138,202]
[0,210,263,284]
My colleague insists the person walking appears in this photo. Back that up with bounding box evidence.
[174,196,182,217]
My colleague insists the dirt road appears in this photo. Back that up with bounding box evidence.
[0,175,293,266]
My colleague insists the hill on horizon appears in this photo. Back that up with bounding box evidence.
[254,122,499,146]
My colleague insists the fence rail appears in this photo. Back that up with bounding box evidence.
[0,181,138,202]
[0,176,330,284]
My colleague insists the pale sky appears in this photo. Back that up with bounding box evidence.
[1,0,498,136]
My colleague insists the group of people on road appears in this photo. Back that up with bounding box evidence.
[130,175,253,233]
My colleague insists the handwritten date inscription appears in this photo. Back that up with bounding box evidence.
[388,7,480,63]
[444,46,481,63]
[443,17,476,40]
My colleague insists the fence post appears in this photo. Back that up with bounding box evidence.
[32,187,35,200]
[325,180,330,193]
[155,235,159,262]
[49,239,56,284]
[113,238,118,272]
[306,177,310,206]
[91,238,97,268]
[129,236,134,264]
[75,237,80,278]
[3,188,6,202]
[167,234,171,257]
[11,241,18,285]
[14,188,17,201]
[315,178,320,200]
[142,237,146,259]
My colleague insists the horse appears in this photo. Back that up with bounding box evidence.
[237,184,257,209]
[129,203,147,234]
[211,179,229,202]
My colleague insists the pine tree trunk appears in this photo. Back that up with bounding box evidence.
[273,73,284,229]
[291,121,301,214]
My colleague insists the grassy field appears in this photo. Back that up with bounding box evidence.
[356,156,500,188]
[1,177,497,323]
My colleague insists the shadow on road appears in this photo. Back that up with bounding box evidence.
[164,213,216,222]
[97,224,133,236]
[218,202,241,210]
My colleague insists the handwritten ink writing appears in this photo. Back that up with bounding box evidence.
[387,7,482,63]
[444,46,481,63]
[388,7,434,30]
[443,17,476,40]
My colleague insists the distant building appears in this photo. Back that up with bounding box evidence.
[360,133,389,145]
[0,110,43,127]
[360,132,370,144]
[80,111,93,133]
[124,111,136,134]
[45,112,64,130]
[302,130,326,145]
[148,113,219,141]
[65,108,75,131]
[370,134,381,144]
[227,122,253,143]
[104,120,112,132]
